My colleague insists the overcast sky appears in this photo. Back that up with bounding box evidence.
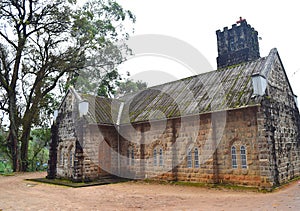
[117,0,300,99]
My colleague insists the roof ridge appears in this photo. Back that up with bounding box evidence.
[259,48,278,77]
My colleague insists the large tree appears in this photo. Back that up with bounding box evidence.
[0,0,135,171]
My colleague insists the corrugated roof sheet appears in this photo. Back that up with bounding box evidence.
[78,48,278,125]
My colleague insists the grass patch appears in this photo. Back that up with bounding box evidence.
[172,181,260,192]
[141,177,300,193]
[0,172,15,176]
[138,179,263,192]
[26,176,300,191]
[26,176,131,188]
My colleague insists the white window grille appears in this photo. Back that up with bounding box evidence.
[153,149,157,166]
[187,148,192,168]
[194,148,199,168]
[241,146,247,169]
[231,146,237,169]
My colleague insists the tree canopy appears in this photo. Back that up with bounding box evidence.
[0,0,135,171]
[116,78,147,97]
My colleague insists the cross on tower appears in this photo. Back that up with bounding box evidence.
[236,17,246,24]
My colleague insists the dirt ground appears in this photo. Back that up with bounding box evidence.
[1,172,300,210]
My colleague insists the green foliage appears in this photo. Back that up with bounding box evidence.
[0,160,13,174]
[27,128,50,171]
[116,78,148,97]
[0,130,13,173]
[67,0,136,97]
[97,69,120,97]
[0,0,135,171]
[0,130,6,155]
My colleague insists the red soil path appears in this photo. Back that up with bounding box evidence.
[1,172,300,210]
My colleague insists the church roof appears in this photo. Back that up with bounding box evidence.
[78,48,280,125]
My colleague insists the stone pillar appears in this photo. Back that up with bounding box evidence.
[171,119,178,181]
[139,124,145,179]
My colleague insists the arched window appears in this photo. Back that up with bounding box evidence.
[159,148,163,166]
[69,146,74,167]
[240,146,247,168]
[153,149,157,166]
[59,147,64,166]
[131,148,134,166]
[194,147,199,168]
[187,148,192,168]
[127,148,130,165]
[231,146,237,168]
[127,147,134,166]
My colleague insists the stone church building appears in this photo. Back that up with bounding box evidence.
[47,19,300,189]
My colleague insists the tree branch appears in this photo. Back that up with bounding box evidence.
[0,45,10,91]
[0,31,18,49]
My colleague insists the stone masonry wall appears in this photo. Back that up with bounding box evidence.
[260,57,300,186]
[214,107,262,186]
[118,107,264,187]
[175,107,262,186]
[79,124,119,180]
[50,90,121,181]
[54,92,78,180]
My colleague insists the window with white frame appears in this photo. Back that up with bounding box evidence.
[69,146,74,167]
[231,146,237,168]
[131,147,134,166]
[240,146,247,168]
[59,147,64,166]
[187,148,192,168]
[159,148,163,167]
[127,147,134,166]
[194,147,199,168]
[153,149,157,166]
[127,148,130,165]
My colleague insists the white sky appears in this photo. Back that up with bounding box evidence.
[117,0,300,99]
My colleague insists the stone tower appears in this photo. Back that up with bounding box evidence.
[216,18,260,69]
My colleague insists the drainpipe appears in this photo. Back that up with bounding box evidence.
[116,102,124,176]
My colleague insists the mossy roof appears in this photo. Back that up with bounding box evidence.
[80,94,122,125]
[78,49,278,125]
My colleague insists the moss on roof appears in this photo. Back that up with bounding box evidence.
[77,49,278,125]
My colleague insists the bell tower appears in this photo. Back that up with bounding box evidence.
[216,17,260,69]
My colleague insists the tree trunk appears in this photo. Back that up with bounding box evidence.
[19,106,36,171]
[8,37,26,172]
[8,94,19,172]
[20,95,40,172]
[18,108,39,171]
[20,123,32,172]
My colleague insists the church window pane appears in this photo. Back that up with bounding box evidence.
[187,148,192,168]
[127,149,130,165]
[153,149,157,166]
[131,148,134,166]
[231,146,237,168]
[194,148,199,168]
[159,148,163,166]
[59,148,63,166]
[241,146,247,168]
